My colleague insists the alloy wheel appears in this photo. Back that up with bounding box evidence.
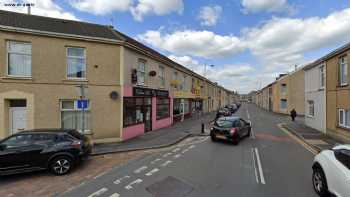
[53,159,71,175]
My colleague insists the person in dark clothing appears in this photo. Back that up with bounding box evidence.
[290,109,297,121]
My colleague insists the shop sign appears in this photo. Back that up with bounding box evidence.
[133,87,169,97]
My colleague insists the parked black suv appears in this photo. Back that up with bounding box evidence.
[0,129,92,176]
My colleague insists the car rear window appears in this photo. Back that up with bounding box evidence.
[215,119,233,128]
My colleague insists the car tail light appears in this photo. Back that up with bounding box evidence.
[230,128,237,135]
[71,140,82,149]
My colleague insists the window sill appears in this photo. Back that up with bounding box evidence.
[156,116,170,121]
[306,115,315,119]
[62,78,88,83]
[337,125,350,131]
[123,122,144,128]
[1,76,33,81]
[337,84,348,88]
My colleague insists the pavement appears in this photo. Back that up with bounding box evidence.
[279,114,343,152]
[92,112,216,155]
[61,103,319,197]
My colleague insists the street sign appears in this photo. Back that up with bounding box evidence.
[77,100,88,109]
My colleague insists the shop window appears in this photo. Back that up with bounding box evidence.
[60,100,90,133]
[7,41,32,77]
[123,98,143,127]
[67,47,86,79]
[157,98,170,120]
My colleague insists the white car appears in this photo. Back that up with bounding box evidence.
[312,144,350,197]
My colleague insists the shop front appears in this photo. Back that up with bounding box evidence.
[173,91,194,123]
[122,86,172,140]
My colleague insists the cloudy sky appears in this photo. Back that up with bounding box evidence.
[2,0,350,93]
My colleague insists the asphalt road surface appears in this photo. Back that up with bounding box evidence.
[61,103,318,197]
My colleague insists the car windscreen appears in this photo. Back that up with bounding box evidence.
[215,119,233,128]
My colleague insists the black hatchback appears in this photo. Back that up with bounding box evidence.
[0,129,92,176]
[210,116,251,145]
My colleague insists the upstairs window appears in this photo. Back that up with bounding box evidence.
[158,65,165,87]
[7,41,32,77]
[281,84,287,95]
[137,60,146,85]
[319,65,325,89]
[339,56,348,86]
[67,47,86,79]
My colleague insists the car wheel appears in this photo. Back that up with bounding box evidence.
[232,138,239,145]
[211,135,217,142]
[312,167,328,197]
[50,156,73,176]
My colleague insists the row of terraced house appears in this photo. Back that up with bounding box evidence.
[254,42,350,143]
[0,10,234,143]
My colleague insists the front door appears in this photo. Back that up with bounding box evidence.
[10,107,27,134]
[144,105,152,132]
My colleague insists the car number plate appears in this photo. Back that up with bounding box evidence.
[216,134,226,140]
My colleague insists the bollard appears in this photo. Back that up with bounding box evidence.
[201,123,205,133]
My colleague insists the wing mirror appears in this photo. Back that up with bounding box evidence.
[246,122,252,127]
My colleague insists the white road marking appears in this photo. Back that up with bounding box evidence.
[125,179,143,190]
[134,166,148,174]
[160,160,173,167]
[172,148,181,152]
[93,171,108,179]
[250,124,255,139]
[145,168,159,176]
[109,193,120,197]
[113,175,130,185]
[87,187,108,197]
[246,109,250,120]
[150,158,162,164]
[181,148,190,154]
[254,148,266,184]
[163,152,173,157]
[251,148,259,183]
[188,145,196,149]
[173,154,181,158]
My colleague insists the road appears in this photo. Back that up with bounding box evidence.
[61,104,318,197]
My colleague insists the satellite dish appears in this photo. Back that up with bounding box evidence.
[110,91,119,100]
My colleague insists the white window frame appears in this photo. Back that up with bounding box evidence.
[280,99,287,110]
[60,100,91,133]
[307,100,315,117]
[339,56,348,86]
[66,47,86,79]
[338,109,350,128]
[7,41,32,77]
[158,65,165,87]
[319,65,325,89]
[281,84,287,95]
[137,60,146,85]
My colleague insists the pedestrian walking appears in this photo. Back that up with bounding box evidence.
[290,108,297,121]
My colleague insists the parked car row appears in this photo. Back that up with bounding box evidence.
[216,103,241,118]
[0,129,92,176]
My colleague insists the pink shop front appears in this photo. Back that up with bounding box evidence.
[122,86,173,140]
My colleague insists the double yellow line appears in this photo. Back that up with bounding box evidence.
[277,123,319,155]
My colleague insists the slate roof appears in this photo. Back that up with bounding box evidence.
[0,10,120,40]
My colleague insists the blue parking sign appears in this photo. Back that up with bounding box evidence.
[77,100,88,109]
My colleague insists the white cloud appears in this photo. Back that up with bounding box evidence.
[69,0,132,15]
[69,0,183,21]
[244,8,350,71]
[241,0,293,14]
[138,30,246,58]
[1,0,78,20]
[130,0,184,21]
[198,5,222,26]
